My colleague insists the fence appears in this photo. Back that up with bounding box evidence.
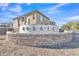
[0,27,13,35]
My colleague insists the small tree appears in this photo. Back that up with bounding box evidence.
[61,22,79,31]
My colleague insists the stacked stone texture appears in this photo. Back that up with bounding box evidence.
[6,33,73,47]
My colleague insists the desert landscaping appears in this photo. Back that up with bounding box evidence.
[0,3,79,56]
[0,32,79,56]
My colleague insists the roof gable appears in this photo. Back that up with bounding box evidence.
[13,10,50,20]
[23,10,50,19]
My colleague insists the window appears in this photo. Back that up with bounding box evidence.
[26,27,29,30]
[23,27,25,31]
[33,14,35,19]
[24,17,27,24]
[37,15,40,20]
[32,26,35,31]
[40,15,43,21]
[22,17,24,22]
[40,26,43,30]
[28,19,30,24]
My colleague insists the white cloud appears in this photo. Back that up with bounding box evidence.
[49,3,67,10]
[17,3,24,5]
[9,5,22,13]
[0,3,9,7]
[46,10,61,14]
[65,16,79,21]
[0,18,11,23]
[26,3,32,6]
[56,21,66,26]
[5,13,17,18]
[16,3,32,6]
[7,14,17,18]
[0,11,17,19]
[0,3,9,10]
[44,3,68,15]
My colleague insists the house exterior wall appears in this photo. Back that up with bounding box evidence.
[35,12,50,25]
[13,18,19,32]
[26,14,37,25]
[13,11,56,32]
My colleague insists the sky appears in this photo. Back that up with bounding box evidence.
[0,3,79,26]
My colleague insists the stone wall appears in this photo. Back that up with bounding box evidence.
[73,32,79,40]
[6,32,73,47]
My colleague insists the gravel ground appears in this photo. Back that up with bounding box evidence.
[0,35,79,56]
[0,44,79,56]
[0,40,79,56]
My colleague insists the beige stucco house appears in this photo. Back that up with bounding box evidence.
[13,10,56,32]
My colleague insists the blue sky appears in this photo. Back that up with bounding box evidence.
[0,3,79,26]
